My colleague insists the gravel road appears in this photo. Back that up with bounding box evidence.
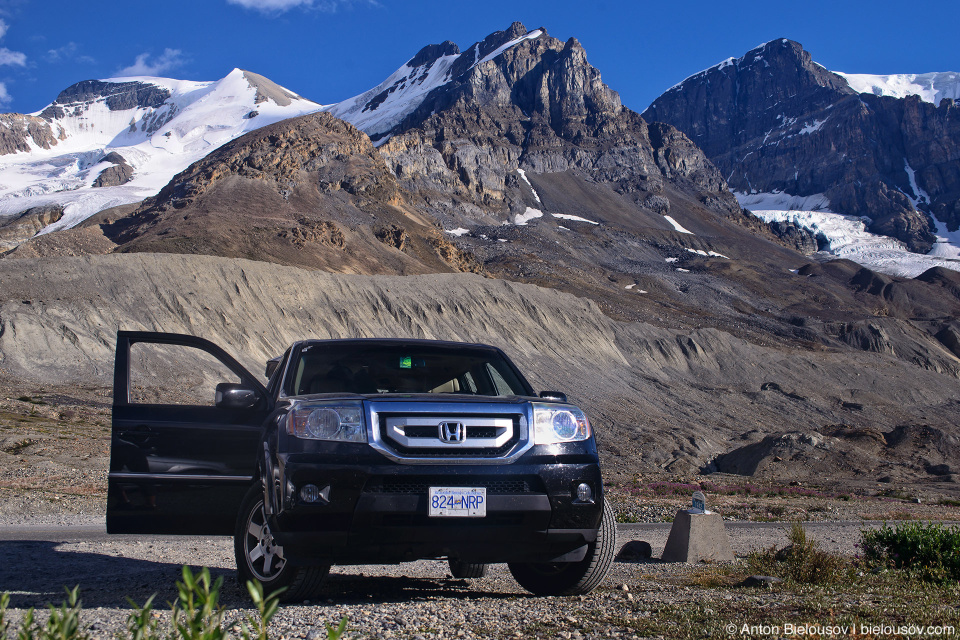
[0,518,893,640]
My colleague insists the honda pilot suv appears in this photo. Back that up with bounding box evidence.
[108,331,614,600]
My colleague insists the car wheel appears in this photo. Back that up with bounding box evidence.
[449,559,487,579]
[234,483,329,602]
[508,500,616,596]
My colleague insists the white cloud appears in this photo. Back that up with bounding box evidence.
[46,42,94,64]
[0,82,11,106]
[0,19,26,67]
[0,47,25,66]
[226,0,376,13]
[115,48,186,77]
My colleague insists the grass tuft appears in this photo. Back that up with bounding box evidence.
[747,522,848,585]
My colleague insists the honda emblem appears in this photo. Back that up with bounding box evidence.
[438,421,467,443]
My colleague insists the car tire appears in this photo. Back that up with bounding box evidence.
[508,500,616,596]
[234,483,329,602]
[449,559,487,579]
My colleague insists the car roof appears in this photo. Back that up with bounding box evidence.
[291,337,504,351]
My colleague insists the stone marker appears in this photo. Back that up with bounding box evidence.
[660,492,735,563]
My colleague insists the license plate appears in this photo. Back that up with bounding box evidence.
[428,487,486,517]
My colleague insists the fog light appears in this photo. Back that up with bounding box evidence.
[300,484,320,503]
[575,483,594,503]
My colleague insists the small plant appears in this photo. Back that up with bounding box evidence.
[171,566,228,640]
[0,586,89,640]
[860,521,960,583]
[747,522,848,584]
[124,595,160,640]
[324,618,349,640]
[240,580,281,640]
[0,567,347,640]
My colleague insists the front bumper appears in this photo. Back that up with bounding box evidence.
[270,456,604,565]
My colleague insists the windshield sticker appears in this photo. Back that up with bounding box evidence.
[400,356,412,369]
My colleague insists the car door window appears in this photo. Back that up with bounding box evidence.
[129,342,242,406]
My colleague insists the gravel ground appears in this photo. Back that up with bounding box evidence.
[0,519,903,640]
[3,381,959,639]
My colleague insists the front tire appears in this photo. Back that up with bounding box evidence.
[234,484,329,602]
[508,500,616,596]
[449,559,487,579]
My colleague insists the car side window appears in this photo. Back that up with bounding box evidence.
[129,342,242,406]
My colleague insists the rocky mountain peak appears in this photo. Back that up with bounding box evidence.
[39,79,171,120]
[644,38,959,254]
[377,23,622,142]
[407,41,460,68]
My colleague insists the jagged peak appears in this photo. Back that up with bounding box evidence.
[660,38,849,97]
[327,23,548,138]
[407,41,460,69]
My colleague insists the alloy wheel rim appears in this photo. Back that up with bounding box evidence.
[244,499,286,581]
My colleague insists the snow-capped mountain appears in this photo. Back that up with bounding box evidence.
[0,25,551,239]
[0,69,321,233]
[327,25,544,140]
[644,39,960,277]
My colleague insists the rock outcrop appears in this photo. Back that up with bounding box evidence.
[38,79,172,120]
[92,152,134,188]
[100,112,477,276]
[0,205,63,252]
[0,113,65,155]
[644,39,960,253]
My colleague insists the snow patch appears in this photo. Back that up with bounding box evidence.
[663,215,694,234]
[686,248,729,259]
[903,160,931,207]
[517,168,541,203]
[799,118,828,135]
[837,71,960,105]
[445,227,470,237]
[512,207,543,226]
[552,213,598,225]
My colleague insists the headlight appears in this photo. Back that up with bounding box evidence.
[287,402,366,443]
[532,403,591,444]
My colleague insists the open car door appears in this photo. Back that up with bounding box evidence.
[107,331,272,535]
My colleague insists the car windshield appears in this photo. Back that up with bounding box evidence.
[285,342,532,397]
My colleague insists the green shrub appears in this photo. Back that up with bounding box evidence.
[860,521,960,583]
[747,521,848,585]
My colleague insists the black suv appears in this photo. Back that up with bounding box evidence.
[108,331,614,599]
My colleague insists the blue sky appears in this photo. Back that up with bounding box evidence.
[0,0,957,115]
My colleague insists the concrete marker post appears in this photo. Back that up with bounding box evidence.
[660,491,735,563]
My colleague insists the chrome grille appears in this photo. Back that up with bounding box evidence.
[367,401,532,465]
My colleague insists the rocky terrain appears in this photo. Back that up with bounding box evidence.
[1,24,959,506]
[2,253,960,496]
[644,39,960,253]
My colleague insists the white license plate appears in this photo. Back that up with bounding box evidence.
[428,487,486,517]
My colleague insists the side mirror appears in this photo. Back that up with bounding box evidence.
[265,357,281,379]
[216,383,261,410]
[539,391,567,403]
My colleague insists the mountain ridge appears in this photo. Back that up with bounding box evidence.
[1,24,960,489]
[643,38,960,258]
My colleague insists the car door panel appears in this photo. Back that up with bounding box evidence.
[107,331,271,535]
